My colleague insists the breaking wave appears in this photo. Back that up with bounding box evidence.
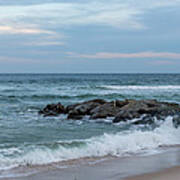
[0,116,179,170]
[101,85,180,90]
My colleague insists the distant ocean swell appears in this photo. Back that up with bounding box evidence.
[0,116,179,171]
[1,85,180,102]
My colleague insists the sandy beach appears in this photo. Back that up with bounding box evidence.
[125,166,180,180]
[3,148,180,180]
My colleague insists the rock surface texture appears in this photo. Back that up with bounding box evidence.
[39,99,180,126]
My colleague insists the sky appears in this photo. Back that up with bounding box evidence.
[0,0,180,73]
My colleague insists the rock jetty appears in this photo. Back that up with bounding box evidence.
[39,99,180,126]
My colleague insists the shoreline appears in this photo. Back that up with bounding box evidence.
[3,147,180,180]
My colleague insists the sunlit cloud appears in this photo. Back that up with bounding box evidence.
[0,25,55,35]
[67,52,180,59]
[0,24,66,46]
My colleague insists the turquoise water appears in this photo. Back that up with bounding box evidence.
[0,74,180,170]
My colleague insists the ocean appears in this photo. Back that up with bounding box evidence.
[0,73,180,177]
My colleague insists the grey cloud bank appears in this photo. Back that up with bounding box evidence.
[0,0,180,73]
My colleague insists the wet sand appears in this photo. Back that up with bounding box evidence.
[3,148,180,180]
[125,166,180,180]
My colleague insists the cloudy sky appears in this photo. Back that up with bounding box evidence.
[0,0,180,73]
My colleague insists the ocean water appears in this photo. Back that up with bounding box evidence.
[0,73,180,173]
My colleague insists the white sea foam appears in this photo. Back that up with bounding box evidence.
[102,85,180,90]
[0,117,179,170]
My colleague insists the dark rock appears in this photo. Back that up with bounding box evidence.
[67,99,107,119]
[173,114,180,128]
[114,100,129,108]
[39,99,180,126]
[65,103,81,113]
[113,100,180,123]
[90,102,121,119]
[67,113,84,120]
[113,100,150,123]
[66,99,106,113]
[39,103,65,116]
[113,110,141,123]
[131,115,156,125]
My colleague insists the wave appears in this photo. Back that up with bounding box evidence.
[0,94,99,102]
[0,116,179,170]
[101,85,180,90]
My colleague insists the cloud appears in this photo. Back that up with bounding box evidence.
[67,51,180,59]
[0,2,142,30]
[0,25,55,35]
[3,1,180,28]
[0,24,66,46]
[0,0,180,33]
[24,41,65,46]
[1,0,179,30]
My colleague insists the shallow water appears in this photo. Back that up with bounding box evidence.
[0,74,180,172]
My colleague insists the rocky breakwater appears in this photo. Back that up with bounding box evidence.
[39,99,180,127]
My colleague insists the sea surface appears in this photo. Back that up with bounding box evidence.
[0,74,180,177]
